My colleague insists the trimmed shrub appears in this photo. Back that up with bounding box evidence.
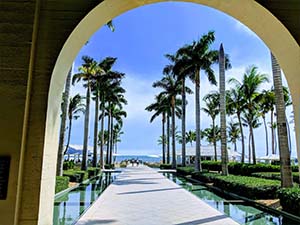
[144,162,160,168]
[55,176,69,193]
[104,164,115,169]
[252,172,300,183]
[192,172,280,199]
[87,167,100,178]
[176,166,195,176]
[160,164,173,169]
[278,187,300,215]
[63,160,75,170]
[63,170,87,183]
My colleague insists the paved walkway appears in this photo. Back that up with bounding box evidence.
[75,166,239,225]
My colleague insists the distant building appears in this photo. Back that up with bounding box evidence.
[176,145,241,164]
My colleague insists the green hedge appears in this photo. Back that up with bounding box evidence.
[87,167,100,178]
[55,176,69,193]
[278,187,300,215]
[160,164,173,169]
[63,170,87,183]
[144,162,160,168]
[104,164,115,169]
[192,172,281,199]
[198,161,299,176]
[120,161,127,168]
[63,160,75,170]
[176,166,195,176]
[252,172,300,183]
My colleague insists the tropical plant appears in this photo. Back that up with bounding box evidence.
[202,91,219,161]
[153,74,187,168]
[64,94,85,155]
[229,66,269,164]
[174,31,219,172]
[202,125,221,146]
[72,56,98,170]
[57,68,72,176]
[186,130,196,146]
[271,52,293,187]
[227,120,241,152]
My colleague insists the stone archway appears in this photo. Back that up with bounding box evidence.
[42,0,300,224]
[0,1,299,225]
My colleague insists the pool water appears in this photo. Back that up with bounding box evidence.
[53,172,116,225]
[164,173,300,225]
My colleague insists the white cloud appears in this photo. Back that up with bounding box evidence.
[234,20,258,38]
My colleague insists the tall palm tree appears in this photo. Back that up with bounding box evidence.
[186,130,196,146]
[229,66,269,164]
[165,53,193,166]
[91,57,117,167]
[227,87,246,163]
[153,74,186,168]
[271,52,293,188]
[72,56,97,171]
[219,43,228,175]
[227,120,241,152]
[175,31,218,172]
[145,95,169,164]
[64,94,85,155]
[202,91,219,161]
[57,68,72,176]
[258,90,274,155]
[202,125,221,147]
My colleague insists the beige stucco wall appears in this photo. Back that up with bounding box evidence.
[0,0,299,225]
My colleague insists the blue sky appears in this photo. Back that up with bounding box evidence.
[69,2,296,157]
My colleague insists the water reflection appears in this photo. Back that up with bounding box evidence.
[164,173,299,225]
[53,172,116,225]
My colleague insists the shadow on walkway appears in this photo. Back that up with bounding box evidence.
[174,215,228,225]
[118,187,182,195]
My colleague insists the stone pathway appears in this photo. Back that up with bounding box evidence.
[75,165,239,225]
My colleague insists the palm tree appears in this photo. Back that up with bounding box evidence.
[227,87,246,163]
[145,95,169,164]
[91,57,117,167]
[72,56,97,170]
[229,66,269,164]
[175,31,219,172]
[258,90,274,155]
[271,52,293,188]
[219,43,228,175]
[153,74,186,168]
[186,130,196,146]
[165,53,194,166]
[202,91,219,161]
[202,125,221,147]
[64,94,85,155]
[57,68,72,176]
[227,120,241,152]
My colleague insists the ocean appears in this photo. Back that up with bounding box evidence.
[114,155,162,163]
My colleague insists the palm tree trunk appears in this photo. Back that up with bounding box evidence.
[262,115,269,156]
[93,91,99,167]
[162,113,166,164]
[181,78,186,166]
[234,141,237,152]
[195,69,202,172]
[109,118,114,165]
[237,113,245,163]
[248,132,251,163]
[219,44,228,175]
[100,99,105,169]
[171,96,176,169]
[167,115,170,164]
[64,119,72,156]
[286,115,292,154]
[106,104,111,165]
[81,81,90,171]
[271,52,293,188]
[57,68,72,176]
[250,125,256,164]
[213,119,217,161]
[271,110,275,154]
